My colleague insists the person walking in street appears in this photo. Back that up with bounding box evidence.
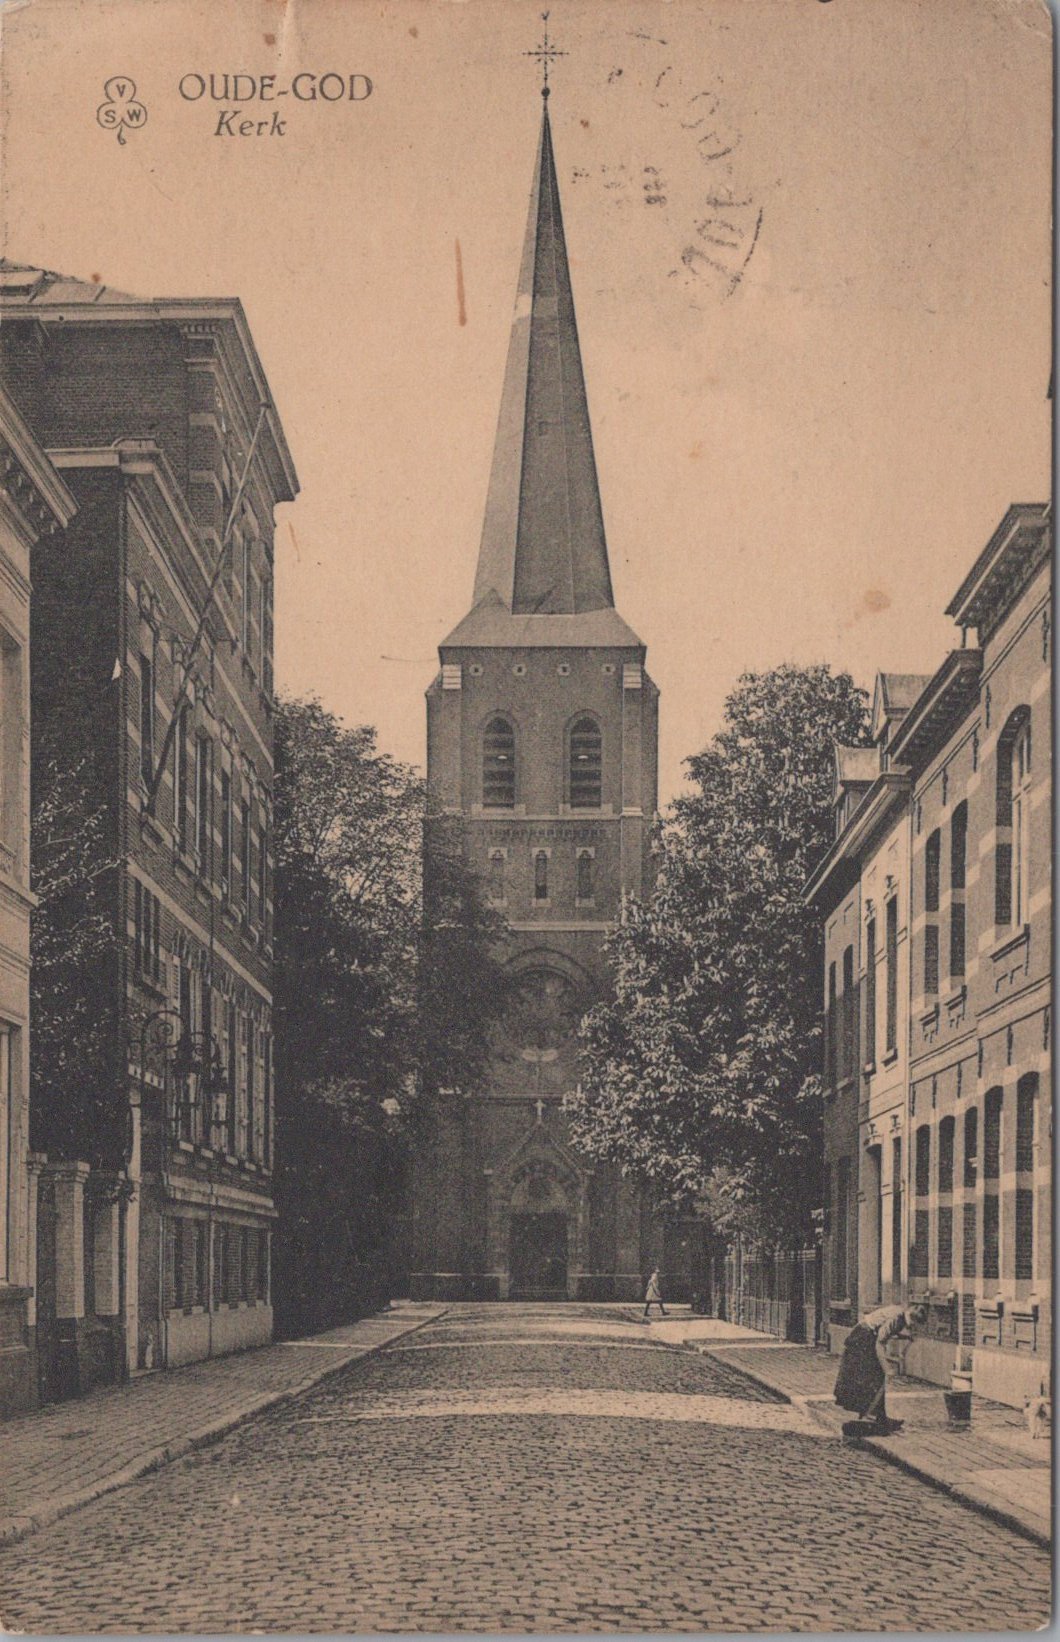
[643,1266,667,1320]
[833,1301,928,1433]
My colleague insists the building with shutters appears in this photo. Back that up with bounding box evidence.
[411,91,669,1302]
[806,502,1051,1407]
[0,262,296,1395]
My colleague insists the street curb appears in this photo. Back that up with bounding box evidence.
[695,1343,1051,1552]
[0,1306,447,1552]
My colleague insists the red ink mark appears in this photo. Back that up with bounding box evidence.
[409,25,418,37]
[264,31,276,44]
[580,118,589,128]
[862,589,891,614]
[90,272,101,284]
[455,238,467,327]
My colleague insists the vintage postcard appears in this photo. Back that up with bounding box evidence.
[0,0,1052,1632]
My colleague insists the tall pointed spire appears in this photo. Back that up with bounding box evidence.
[473,95,614,617]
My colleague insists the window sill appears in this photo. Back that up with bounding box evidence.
[133,973,167,1000]
[862,1061,876,1077]
[881,1047,899,1067]
[990,925,1030,964]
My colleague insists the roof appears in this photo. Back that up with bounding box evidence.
[440,589,643,651]
[887,649,983,770]
[871,672,933,743]
[471,103,615,619]
[0,261,299,503]
[0,261,142,305]
[945,503,1051,638]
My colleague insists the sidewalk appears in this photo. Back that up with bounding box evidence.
[0,1301,446,1549]
[653,1313,1051,1548]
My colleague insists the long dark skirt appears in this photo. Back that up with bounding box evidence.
[834,1323,884,1415]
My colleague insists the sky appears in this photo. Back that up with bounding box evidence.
[0,0,1051,803]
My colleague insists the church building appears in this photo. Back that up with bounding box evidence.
[411,90,663,1302]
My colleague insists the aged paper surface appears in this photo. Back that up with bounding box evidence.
[0,0,1052,1633]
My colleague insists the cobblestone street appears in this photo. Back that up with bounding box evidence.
[0,1305,1050,1634]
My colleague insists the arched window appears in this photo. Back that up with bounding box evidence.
[488,850,506,903]
[569,717,602,809]
[534,851,549,901]
[995,709,1032,925]
[576,850,594,902]
[483,717,515,808]
[949,801,967,979]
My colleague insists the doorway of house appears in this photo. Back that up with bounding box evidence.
[508,1212,568,1299]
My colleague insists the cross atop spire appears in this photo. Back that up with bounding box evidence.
[523,12,567,98]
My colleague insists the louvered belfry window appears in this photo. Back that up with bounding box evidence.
[483,718,515,807]
[569,717,602,809]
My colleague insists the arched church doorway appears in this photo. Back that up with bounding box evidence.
[509,1212,568,1300]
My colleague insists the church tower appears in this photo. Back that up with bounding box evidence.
[412,83,660,1302]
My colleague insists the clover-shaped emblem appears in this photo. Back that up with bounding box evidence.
[97,77,147,145]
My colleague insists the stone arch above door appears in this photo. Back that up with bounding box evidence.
[486,1122,590,1298]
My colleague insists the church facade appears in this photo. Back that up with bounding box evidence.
[410,98,663,1302]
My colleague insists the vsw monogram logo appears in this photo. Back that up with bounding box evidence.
[97,77,147,145]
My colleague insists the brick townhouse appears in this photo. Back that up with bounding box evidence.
[0,383,77,1415]
[0,263,297,1397]
[807,502,1051,1408]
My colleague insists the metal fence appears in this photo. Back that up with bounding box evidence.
[722,1243,822,1344]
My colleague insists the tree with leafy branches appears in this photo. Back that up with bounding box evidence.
[270,695,508,1334]
[566,663,870,1246]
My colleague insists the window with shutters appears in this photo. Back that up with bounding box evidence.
[139,647,155,791]
[891,1138,903,1283]
[826,961,837,1089]
[983,1087,1002,1180]
[949,801,967,979]
[885,897,898,1055]
[483,717,516,808]
[568,717,603,809]
[841,944,855,1083]
[963,1106,978,1188]
[995,708,1031,925]
[938,1116,954,1195]
[863,917,876,1070]
[173,705,190,852]
[219,769,232,896]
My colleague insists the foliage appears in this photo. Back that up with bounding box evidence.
[566,663,870,1246]
[270,695,508,1334]
[30,752,121,1165]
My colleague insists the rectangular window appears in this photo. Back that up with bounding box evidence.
[937,1205,953,1280]
[962,1202,977,1278]
[257,1231,270,1302]
[174,706,190,852]
[963,1107,978,1188]
[995,840,1013,926]
[1015,1188,1034,1281]
[950,802,967,891]
[924,924,939,997]
[226,1001,238,1155]
[171,1218,185,1310]
[262,576,274,699]
[195,736,212,873]
[841,944,855,1083]
[1016,1076,1037,1172]
[891,1138,903,1283]
[245,1015,255,1161]
[258,811,268,928]
[263,1035,272,1170]
[911,1207,930,1278]
[938,1116,954,1195]
[241,800,252,919]
[982,1194,999,1280]
[885,897,898,1055]
[915,1125,930,1197]
[826,961,837,1087]
[220,769,232,895]
[864,918,876,1069]
[134,883,161,984]
[983,1088,1002,1180]
[139,648,155,790]
[925,829,941,913]
[949,901,966,981]
[242,536,252,653]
